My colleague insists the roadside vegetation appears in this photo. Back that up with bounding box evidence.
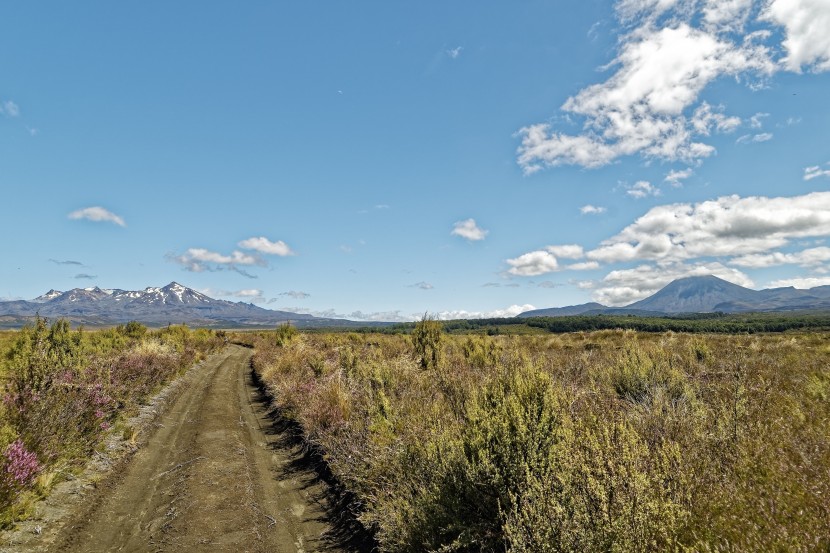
[0,317,224,527]
[247,322,830,551]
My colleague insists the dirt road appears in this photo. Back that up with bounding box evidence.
[48,345,357,553]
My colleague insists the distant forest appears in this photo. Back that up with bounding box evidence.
[368,312,830,335]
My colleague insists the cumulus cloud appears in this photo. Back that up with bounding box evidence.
[586,191,830,264]
[507,244,597,276]
[804,163,830,180]
[547,244,585,259]
[68,206,126,227]
[625,180,661,198]
[168,248,265,273]
[507,191,830,304]
[451,218,489,241]
[506,250,559,276]
[730,246,830,268]
[763,0,830,72]
[237,236,295,256]
[515,0,830,173]
[516,18,773,172]
[581,204,607,215]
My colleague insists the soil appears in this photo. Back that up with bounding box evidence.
[1,345,365,553]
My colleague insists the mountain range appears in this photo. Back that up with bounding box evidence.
[519,275,830,318]
[0,282,364,329]
[3,276,830,329]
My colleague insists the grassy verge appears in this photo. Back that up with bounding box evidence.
[0,318,224,527]
[246,326,830,551]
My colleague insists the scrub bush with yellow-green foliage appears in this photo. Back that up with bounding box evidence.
[0,318,224,526]
[249,328,830,552]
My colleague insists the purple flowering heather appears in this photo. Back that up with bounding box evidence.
[3,440,40,489]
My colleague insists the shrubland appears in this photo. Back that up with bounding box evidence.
[248,325,830,551]
[0,318,224,526]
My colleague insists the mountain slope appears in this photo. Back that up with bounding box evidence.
[522,275,830,317]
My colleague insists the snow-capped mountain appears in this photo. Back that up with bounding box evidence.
[0,282,361,328]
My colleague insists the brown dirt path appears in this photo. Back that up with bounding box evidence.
[45,345,353,553]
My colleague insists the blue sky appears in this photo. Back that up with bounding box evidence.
[2,0,830,321]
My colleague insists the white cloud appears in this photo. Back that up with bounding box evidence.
[1,100,20,117]
[436,304,537,320]
[594,261,753,305]
[546,244,584,259]
[587,191,830,264]
[447,46,463,59]
[199,288,266,302]
[625,180,661,198]
[506,250,559,276]
[749,111,770,128]
[516,20,774,172]
[508,191,830,303]
[238,236,295,256]
[409,281,434,290]
[763,0,830,72]
[278,291,311,300]
[451,218,489,241]
[736,132,773,143]
[581,204,607,215]
[169,248,264,273]
[767,276,830,289]
[730,246,830,268]
[568,261,601,271]
[804,163,830,180]
[664,168,694,187]
[68,206,126,227]
[515,0,830,173]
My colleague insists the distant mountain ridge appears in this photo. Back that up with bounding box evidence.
[0,282,363,328]
[519,275,830,318]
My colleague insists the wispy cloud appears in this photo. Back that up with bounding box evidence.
[736,132,773,144]
[408,281,434,290]
[68,206,126,227]
[446,46,463,59]
[279,291,311,300]
[49,259,84,266]
[74,273,97,280]
[625,180,661,198]
[451,218,489,241]
[664,168,694,187]
[804,163,830,181]
[237,236,295,256]
[1,100,20,117]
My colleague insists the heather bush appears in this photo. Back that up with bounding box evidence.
[250,329,830,551]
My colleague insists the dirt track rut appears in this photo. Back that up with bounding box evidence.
[52,345,344,553]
